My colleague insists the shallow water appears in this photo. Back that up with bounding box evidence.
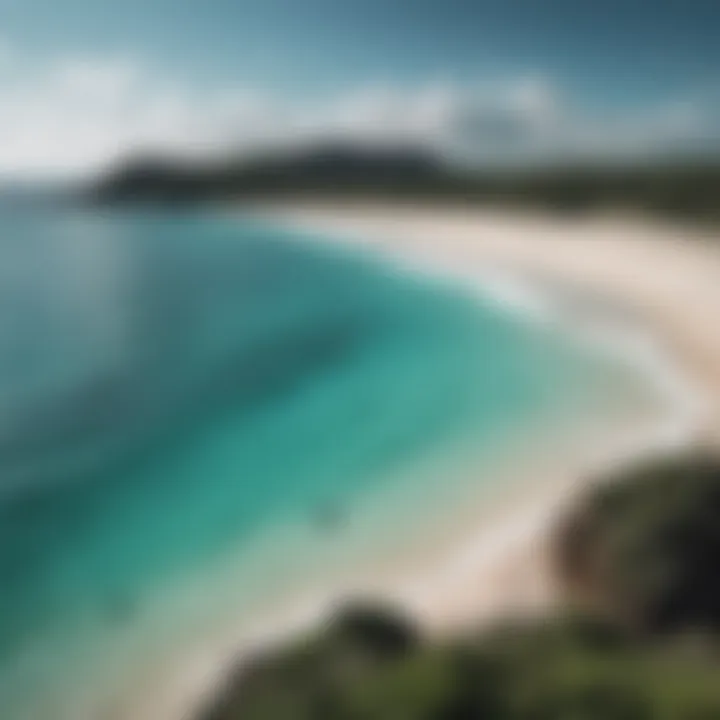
[0,209,660,718]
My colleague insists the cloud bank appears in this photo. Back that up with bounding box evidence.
[0,42,716,180]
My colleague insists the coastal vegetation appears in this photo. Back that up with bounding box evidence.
[90,146,720,222]
[555,452,720,635]
[199,452,720,719]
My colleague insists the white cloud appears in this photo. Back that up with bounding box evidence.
[0,49,277,178]
[318,81,462,146]
[0,46,715,180]
[505,76,560,130]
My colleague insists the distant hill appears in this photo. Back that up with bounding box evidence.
[88,144,720,221]
[89,144,451,204]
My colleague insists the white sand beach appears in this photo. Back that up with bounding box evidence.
[251,202,720,633]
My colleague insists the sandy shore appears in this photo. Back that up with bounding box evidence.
[248,201,720,633]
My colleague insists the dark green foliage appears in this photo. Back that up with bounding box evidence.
[324,600,421,660]
[198,609,720,720]
[89,146,720,222]
[555,452,720,634]
[199,601,421,720]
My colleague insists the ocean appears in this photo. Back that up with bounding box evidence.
[0,209,664,718]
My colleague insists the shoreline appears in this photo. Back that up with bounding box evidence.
[259,201,718,437]
[62,202,720,720]
[247,201,719,630]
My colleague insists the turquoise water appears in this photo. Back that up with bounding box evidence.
[0,210,656,718]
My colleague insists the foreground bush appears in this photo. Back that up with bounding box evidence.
[200,453,720,719]
[199,610,720,719]
[555,452,720,634]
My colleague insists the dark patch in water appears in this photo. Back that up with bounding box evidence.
[103,594,136,625]
[313,500,349,533]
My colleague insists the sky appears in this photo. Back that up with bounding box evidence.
[0,0,719,178]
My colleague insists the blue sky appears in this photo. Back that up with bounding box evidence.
[0,0,719,176]
[4,0,719,96]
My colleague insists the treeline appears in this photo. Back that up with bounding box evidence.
[91,145,720,221]
[198,452,720,719]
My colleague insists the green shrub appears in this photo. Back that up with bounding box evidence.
[200,453,720,719]
[555,452,720,634]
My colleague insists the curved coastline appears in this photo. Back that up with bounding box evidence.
[16,206,713,720]
[144,206,715,720]
[269,210,707,458]
[247,204,715,627]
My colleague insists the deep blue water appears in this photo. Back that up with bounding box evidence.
[0,209,653,718]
